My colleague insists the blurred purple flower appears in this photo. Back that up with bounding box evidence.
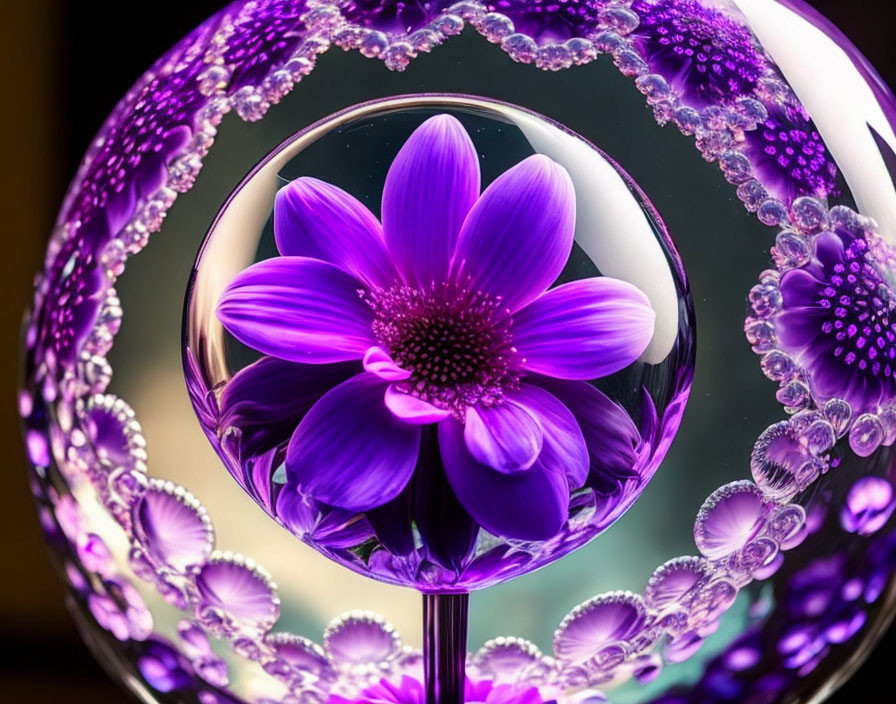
[776,228,896,414]
[217,114,654,544]
[328,674,550,704]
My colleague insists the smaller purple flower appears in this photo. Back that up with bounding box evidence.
[776,228,896,415]
[328,675,551,704]
[631,0,766,108]
[743,102,839,204]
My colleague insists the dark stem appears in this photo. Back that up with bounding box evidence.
[423,592,469,704]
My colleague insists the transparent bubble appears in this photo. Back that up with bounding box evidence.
[184,97,695,591]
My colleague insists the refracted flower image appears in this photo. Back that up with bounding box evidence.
[192,102,694,591]
[776,224,896,415]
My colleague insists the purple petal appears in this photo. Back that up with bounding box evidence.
[274,177,398,289]
[366,485,416,556]
[511,384,589,487]
[384,385,452,424]
[464,401,543,473]
[776,308,828,349]
[244,447,280,512]
[815,231,846,270]
[450,154,576,312]
[286,373,420,511]
[414,427,478,572]
[534,377,641,491]
[363,346,411,382]
[217,257,375,364]
[439,418,569,541]
[276,484,374,548]
[220,356,358,459]
[382,115,480,288]
[514,277,655,380]
[779,268,823,310]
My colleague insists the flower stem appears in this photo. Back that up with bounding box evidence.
[423,592,469,704]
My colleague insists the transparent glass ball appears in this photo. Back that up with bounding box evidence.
[184,96,694,591]
[18,2,896,704]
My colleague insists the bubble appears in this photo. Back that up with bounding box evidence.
[184,96,694,591]
[841,476,896,535]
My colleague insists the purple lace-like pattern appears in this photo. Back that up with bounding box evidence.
[19,1,896,703]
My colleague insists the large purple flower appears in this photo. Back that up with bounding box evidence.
[776,228,896,414]
[216,114,655,545]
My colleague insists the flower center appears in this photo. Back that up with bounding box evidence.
[366,282,519,415]
[819,237,896,379]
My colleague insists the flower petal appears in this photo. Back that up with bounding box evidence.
[511,384,589,487]
[535,377,641,492]
[464,401,543,473]
[450,154,576,312]
[220,356,359,459]
[384,385,452,424]
[414,427,478,571]
[217,257,375,364]
[366,486,416,556]
[780,268,824,310]
[286,373,421,511]
[439,419,569,541]
[514,277,655,380]
[382,114,480,287]
[276,484,374,549]
[363,346,411,382]
[274,177,398,289]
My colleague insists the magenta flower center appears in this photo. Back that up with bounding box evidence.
[367,281,520,414]
[818,239,896,377]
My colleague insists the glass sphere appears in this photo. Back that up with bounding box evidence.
[18,1,896,703]
[184,95,694,591]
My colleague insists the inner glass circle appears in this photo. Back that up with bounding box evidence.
[183,95,695,592]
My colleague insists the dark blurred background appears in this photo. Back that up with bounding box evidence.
[0,1,893,701]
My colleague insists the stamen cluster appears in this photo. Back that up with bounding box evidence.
[366,281,520,416]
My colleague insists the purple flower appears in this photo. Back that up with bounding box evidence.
[743,102,839,203]
[216,114,655,546]
[776,228,896,414]
[328,675,550,704]
[631,0,766,109]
